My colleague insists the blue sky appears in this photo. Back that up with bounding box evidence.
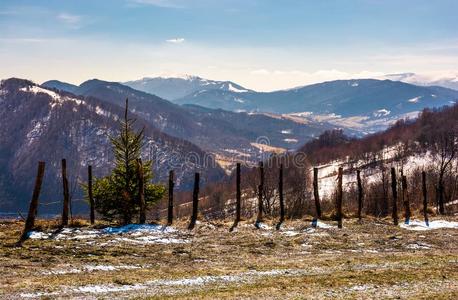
[1,0,457,91]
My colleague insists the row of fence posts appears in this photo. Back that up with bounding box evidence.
[17,160,431,245]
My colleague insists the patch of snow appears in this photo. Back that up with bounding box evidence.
[20,85,60,100]
[227,83,248,93]
[400,220,458,231]
[407,96,421,103]
[373,109,391,117]
[281,129,292,134]
[256,222,272,230]
[281,230,301,237]
[28,224,187,245]
[406,242,431,250]
[283,138,298,143]
[446,199,458,206]
[30,268,310,297]
[42,265,141,275]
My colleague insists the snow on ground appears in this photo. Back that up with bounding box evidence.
[19,85,85,108]
[400,220,458,231]
[20,268,313,298]
[42,264,142,275]
[315,145,435,198]
[28,224,188,245]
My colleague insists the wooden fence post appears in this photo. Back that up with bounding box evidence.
[402,175,410,224]
[230,163,241,232]
[357,169,363,221]
[188,172,200,230]
[422,171,429,226]
[276,163,285,230]
[255,162,264,228]
[312,167,321,227]
[61,159,70,226]
[88,165,95,225]
[167,170,174,226]
[137,158,146,224]
[17,161,46,245]
[390,167,399,226]
[336,167,343,228]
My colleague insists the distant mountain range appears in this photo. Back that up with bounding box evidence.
[121,75,458,134]
[42,79,332,166]
[124,75,252,100]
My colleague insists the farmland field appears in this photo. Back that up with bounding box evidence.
[1,216,457,299]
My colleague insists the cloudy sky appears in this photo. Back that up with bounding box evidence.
[1,0,457,91]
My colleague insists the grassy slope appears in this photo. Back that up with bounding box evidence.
[0,217,457,299]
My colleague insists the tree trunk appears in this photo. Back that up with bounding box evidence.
[88,165,95,225]
[357,169,363,221]
[137,158,146,224]
[17,161,45,245]
[255,162,264,228]
[61,159,69,226]
[422,171,429,226]
[230,163,241,232]
[276,163,285,230]
[312,167,321,227]
[167,170,174,226]
[391,167,399,226]
[402,175,410,224]
[188,172,200,230]
[438,174,445,215]
[336,167,343,228]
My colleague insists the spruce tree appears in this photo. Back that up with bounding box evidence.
[86,99,165,224]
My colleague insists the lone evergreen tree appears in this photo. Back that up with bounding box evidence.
[86,99,165,224]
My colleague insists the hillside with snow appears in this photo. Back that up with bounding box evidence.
[0,78,225,213]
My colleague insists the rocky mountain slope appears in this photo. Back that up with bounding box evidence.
[0,78,225,213]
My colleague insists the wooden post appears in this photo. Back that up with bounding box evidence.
[188,172,200,230]
[422,171,429,226]
[88,165,95,225]
[357,169,363,221]
[61,159,70,226]
[167,170,174,226]
[402,175,410,224]
[17,161,45,245]
[137,158,146,224]
[336,167,343,228]
[230,163,241,232]
[390,167,399,226]
[276,163,285,230]
[312,167,321,227]
[255,162,264,228]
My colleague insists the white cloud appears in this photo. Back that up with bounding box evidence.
[166,38,185,44]
[57,13,82,25]
[128,0,184,8]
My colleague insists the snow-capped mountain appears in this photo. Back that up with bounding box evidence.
[123,75,252,101]
[176,79,458,134]
[0,78,225,213]
[384,72,458,91]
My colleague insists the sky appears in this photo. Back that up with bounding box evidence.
[0,0,457,91]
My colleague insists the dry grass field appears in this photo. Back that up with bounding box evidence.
[1,216,457,299]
